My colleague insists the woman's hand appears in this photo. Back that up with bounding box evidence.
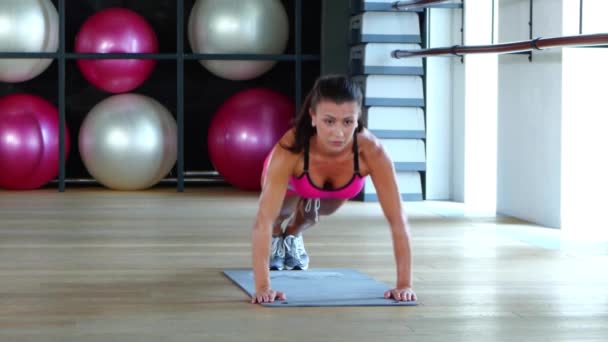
[251,288,286,304]
[384,287,417,302]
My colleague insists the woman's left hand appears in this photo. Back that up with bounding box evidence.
[384,287,417,302]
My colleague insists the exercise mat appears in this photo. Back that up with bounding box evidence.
[223,268,419,307]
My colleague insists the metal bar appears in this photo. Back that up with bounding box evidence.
[50,178,228,185]
[58,0,66,192]
[0,52,321,61]
[422,8,430,200]
[177,0,185,192]
[529,0,533,40]
[0,52,174,59]
[528,0,533,61]
[295,0,302,116]
[491,0,495,45]
[579,0,583,34]
[393,0,462,10]
[425,8,431,49]
[459,0,464,63]
[185,53,320,61]
[392,33,608,58]
[65,53,177,59]
[50,170,222,183]
[423,7,429,136]
[0,52,59,58]
[158,178,228,184]
[184,171,220,177]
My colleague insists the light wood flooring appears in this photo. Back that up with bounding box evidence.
[0,187,606,342]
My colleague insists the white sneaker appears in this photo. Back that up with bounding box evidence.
[283,234,309,270]
[269,236,285,270]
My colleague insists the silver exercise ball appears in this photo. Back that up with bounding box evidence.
[187,0,289,81]
[0,0,59,82]
[79,94,177,191]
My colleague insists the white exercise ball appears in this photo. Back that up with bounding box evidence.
[0,0,59,82]
[79,94,177,191]
[187,0,289,81]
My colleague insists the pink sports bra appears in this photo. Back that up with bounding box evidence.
[288,134,366,199]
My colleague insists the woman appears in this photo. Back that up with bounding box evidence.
[251,75,416,304]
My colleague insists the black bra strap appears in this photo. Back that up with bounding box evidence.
[353,133,360,173]
[303,139,310,172]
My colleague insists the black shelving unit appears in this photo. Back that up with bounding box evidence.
[0,0,321,192]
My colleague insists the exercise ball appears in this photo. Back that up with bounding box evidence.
[0,0,58,83]
[75,8,159,93]
[208,88,293,191]
[0,94,70,190]
[188,0,289,81]
[79,94,177,190]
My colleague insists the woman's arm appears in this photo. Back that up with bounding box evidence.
[251,139,296,303]
[362,131,416,301]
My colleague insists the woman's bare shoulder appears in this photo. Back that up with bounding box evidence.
[271,128,300,162]
[277,128,296,147]
[356,128,393,176]
[357,128,384,156]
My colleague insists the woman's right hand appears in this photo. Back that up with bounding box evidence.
[251,288,286,304]
[251,138,294,305]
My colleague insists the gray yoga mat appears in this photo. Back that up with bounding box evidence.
[223,268,418,307]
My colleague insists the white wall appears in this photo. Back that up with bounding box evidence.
[447,0,497,209]
[581,0,608,33]
[451,10,465,202]
[561,0,608,239]
[496,0,563,227]
[561,48,608,240]
[463,0,498,214]
[425,8,456,200]
[431,0,607,230]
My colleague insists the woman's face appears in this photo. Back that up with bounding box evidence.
[310,99,360,154]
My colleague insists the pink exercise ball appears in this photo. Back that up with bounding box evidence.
[0,94,70,190]
[74,8,159,93]
[208,88,294,191]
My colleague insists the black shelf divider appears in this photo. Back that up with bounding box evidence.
[58,0,66,192]
[177,0,185,192]
[295,0,303,115]
[0,53,321,60]
[184,53,319,61]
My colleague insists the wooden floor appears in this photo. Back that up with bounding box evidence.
[0,187,606,342]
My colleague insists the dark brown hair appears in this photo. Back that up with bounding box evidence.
[282,74,364,153]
